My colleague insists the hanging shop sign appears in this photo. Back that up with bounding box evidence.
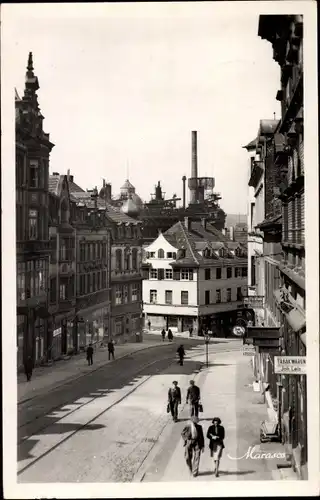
[274,356,307,375]
[243,296,264,308]
[253,338,281,348]
[241,345,256,356]
[247,327,281,339]
[232,325,246,337]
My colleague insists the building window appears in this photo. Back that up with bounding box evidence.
[132,249,138,270]
[97,272,101,290]
[158,248,164,258]
[125,250,130,270]
[17,262,26,301]
[165,269,173,279]
[147,251,155,258]
[102,271,106,289]
[28,210,38,240]
[242,267,248,277]
[59,284,66,300]
[123,285,129,303]
[167,252,177,259]
[237,287,242,301]
[227,288,232,302]
[59,242,66,261]
[150,289,157,304]
[181,268,193,280]
[216,289,221,303]
[150,269,158,279]
[80,243,85,262]
[165,290,173,304]
[216,268,221,279]
[205,268,211,280]
[235,267,241,278]
[115,249,122,271]
[205,290,210,305]
[115,285,122,305]
[131,284,138,302]
[251,256,256,286]
[29,159,39,188]
[227,267,232,278]
[181,291,189,305]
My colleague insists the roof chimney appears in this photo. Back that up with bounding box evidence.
[192,131,198,179]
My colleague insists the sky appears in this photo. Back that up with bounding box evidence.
[3,2,281,214]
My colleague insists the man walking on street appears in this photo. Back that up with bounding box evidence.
[168,380,181,422]
[161,328,166,341]
[177,344,185,365]
[181,416,204,477]
[108,340,115,360]
[86,343,94,366]
[167,329,173,342]
[186,380,201,417]
[148,320,151,331]
[24,355,33,382]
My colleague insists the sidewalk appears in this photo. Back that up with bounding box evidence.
[145,328,240,342]
[138,349,292,482]
[18,336,171,404]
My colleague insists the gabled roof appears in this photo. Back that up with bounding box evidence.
[242,137,257,150]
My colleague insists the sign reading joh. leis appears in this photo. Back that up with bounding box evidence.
[243,296,264,308]
[274,356,307,375]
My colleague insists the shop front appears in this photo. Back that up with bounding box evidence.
[77,305,110,349]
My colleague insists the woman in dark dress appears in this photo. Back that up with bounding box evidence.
[206,417,225,477]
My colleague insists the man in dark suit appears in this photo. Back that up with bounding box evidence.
[181,416,205,477]
[86,343,94,365]
[168,380,181,422]
[186,380,201,417]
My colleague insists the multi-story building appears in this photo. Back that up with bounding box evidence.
[71,177,144,343]
[16,53,54,369]
[244,119,279,326]
[142,218,248,336]
[258,14,306,479]
[48,174,77,359]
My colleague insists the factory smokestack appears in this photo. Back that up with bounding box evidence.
[192,131,198,179]
[189,131,198,204]
[182,176,186,209]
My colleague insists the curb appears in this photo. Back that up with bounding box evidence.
[18,342,173,405]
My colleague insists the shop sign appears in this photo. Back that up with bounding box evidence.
[53,327,61,337]
[243,296,264,308]
[247,327,281,339]
[232,325,246,337]
[253,338,280,348]
[258,346,281,354]
[274,356,307,375]
[241,345,256,356]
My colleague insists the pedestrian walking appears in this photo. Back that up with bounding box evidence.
[177,344,185,366]
[181,416,204,477]
[168,380,181,422]
[167,329,173,342]
[161,329,166,341]
[189,326,193,338]
[86,343,94,365]
[186,380,201,417]
[207,417,225,477]
[108,340,115,360]
[148,320,151,331]
[24,355,33,382]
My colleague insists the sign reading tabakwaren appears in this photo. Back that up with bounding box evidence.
[274,356,307,375]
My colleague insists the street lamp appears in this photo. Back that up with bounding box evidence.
[204,334,210,368]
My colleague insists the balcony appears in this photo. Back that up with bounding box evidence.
[23,240,50,254]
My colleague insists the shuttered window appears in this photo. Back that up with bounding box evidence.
[293,148,299,180]
[288,198,294,243]
[288,155,293,185]
[298,137,304,175]
[283,203,289,241]
[301,191,305,243]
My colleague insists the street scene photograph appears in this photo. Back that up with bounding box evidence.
[1,1,319,498]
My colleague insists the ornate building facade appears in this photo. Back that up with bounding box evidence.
[258,14,306,479]
[16,53,54,369]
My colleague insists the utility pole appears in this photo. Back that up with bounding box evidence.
[205,334,210,368]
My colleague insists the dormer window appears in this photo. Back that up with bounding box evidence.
[147,251,156,258]
[60,199,69,223]
[166,252,177,259]
[158,248,164,258]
